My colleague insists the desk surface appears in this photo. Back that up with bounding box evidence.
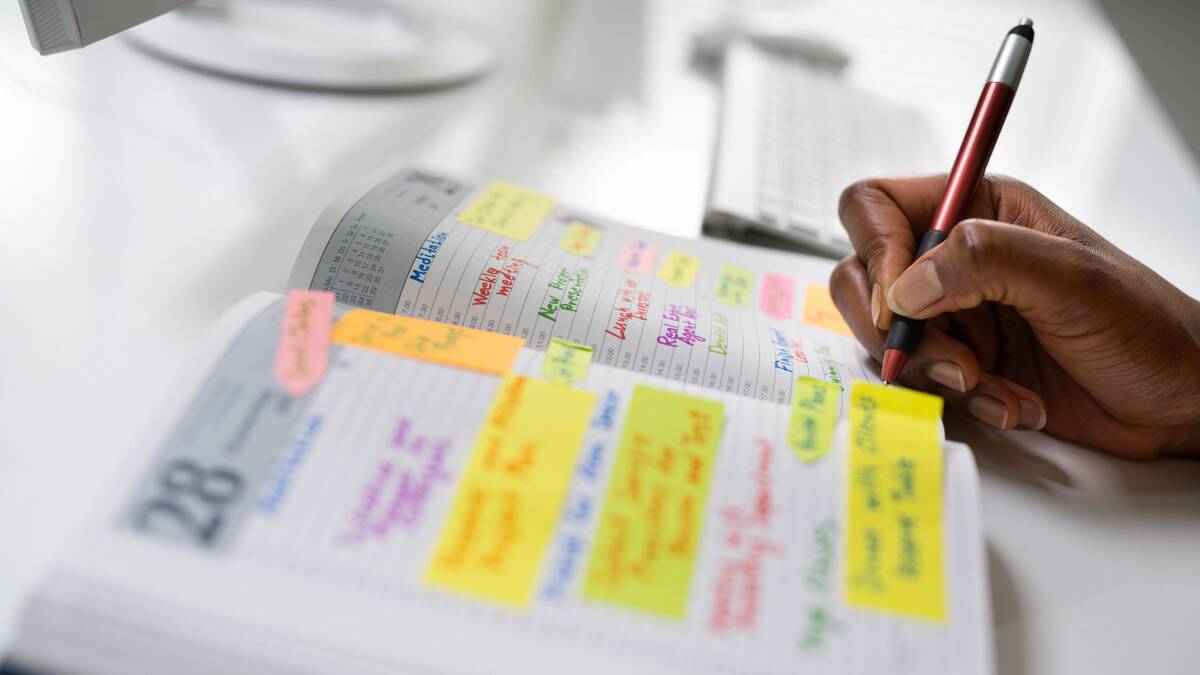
[2,0,1198,673]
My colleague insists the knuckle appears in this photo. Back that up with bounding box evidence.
[953,219,999,269]
[984,173,1032,196]
[838,178,888,221]
[985,175,1053,228]
[859,230,895,268]
[829,255,859,302]
[946,220,1010,303]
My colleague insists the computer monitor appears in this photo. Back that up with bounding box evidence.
[21,0,190,54]
[17,0,494,92]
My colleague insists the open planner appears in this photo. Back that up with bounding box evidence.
[7,170,992,674]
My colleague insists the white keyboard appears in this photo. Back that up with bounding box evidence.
[705,40,942,257]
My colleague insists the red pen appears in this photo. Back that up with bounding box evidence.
[881,18,1035,384]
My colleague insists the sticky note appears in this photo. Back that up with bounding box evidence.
[786,376,840,462]
[583,386,725,618]
[558,221,604,257]
[657,251,702,288]
[616,240,659,274]
[425,376,596,607]
[273,290,335,396]
[801,284,853,336]
[714,265,754,307]
[759,273,796,320]
[844,381,946,621]
[332,310,522,375]
[543,337,593,386]
[458,181,555,241]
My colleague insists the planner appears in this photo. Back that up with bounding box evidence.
[6,170,992,675]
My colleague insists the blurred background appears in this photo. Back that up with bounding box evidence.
[1097,0,1200,160]
[2,0,1199,673]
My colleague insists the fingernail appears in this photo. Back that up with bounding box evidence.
[1018,399,1047,430]
[927,361,966,393]
[886,260,944,317]
[870,283,882,329]
[967,395,1009,430]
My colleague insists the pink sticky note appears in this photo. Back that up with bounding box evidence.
[616,240,660,274]
[759,273,796,320]
[274,290,335,396]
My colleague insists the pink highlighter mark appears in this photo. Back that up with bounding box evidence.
[274,290,335,396]
[616,240,660,274]
[759,273,796,321]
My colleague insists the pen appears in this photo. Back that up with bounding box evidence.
[881,18,1035,384]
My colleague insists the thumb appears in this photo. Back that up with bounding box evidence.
[885,219,1095,321]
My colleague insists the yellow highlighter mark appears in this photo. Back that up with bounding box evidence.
[458,181,555,241]
[714,265,754,307]
[425,375,596,607]
[844,381,946,622]
[801,284,853,336]
[583,386,725,618]
[543,337,593,386]
[657,251,702,288]
[558,221,604,257]
[331,310,523,375]
[787,376,840,462]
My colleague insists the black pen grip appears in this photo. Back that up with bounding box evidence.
[883,229,949,353]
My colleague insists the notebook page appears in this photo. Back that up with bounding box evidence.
[12,294,989,675]
[288,170,879,405]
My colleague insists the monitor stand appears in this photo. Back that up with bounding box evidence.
[124,0,494,92]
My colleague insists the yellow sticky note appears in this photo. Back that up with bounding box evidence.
[714,265,754,307]
[801,284,853,336]
[543,337,593,386]
[844,381,946,621]
[458,181,555,241]
[332,310,522,375]
[657,251,702,288]
[583,386,724,618]
[558,221,604,257]
[425,375,596,607]
[787,376,840,462]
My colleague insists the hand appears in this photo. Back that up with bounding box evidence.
[830,175,1200,459]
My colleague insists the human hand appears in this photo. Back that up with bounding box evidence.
[831,175,1200,459]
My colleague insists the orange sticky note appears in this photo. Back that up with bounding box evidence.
[331,310,523,375]
[274,290,335,396]
[801,284,853,336]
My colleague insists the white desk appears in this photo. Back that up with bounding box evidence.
[1,0,1198,673]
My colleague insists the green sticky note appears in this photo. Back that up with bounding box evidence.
[543,337,593,386]
[714,265,755,307]
[787,376,841,462]
[583,386,725,618]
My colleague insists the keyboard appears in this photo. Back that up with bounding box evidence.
[705,40,942,258]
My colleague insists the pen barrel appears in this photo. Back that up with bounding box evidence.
[884,229,948,352]
[928,81,1015,233]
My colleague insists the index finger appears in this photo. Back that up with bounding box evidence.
[837,175,951,330]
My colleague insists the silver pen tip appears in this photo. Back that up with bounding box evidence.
[1018,17,1033,27]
